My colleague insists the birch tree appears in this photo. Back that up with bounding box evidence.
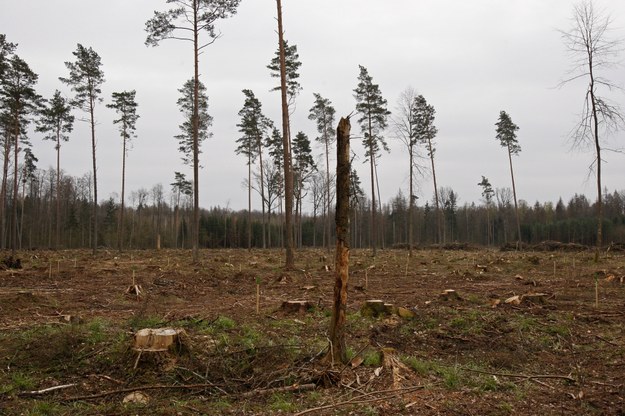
[560,0,624,261]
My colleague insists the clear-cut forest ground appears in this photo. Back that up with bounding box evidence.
[0,247,623,415]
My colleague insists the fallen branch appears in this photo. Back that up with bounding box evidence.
[461,367,576,383]
[19,383,77,397]
[293,386,424,416]
[63,383,222,402]
[241,383,316,398]
[595,335,619,347]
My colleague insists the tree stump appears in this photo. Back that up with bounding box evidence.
[281,300,313,314]
[397,306,416,319]
[521,293,548,304]
[133,328,185,369]
[439,289,462,301]
[134,328,183,352]
[361,300,395,317]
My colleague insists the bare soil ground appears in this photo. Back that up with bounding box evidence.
[0,247,624,415]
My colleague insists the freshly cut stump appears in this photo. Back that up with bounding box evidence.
[132,328,185,369]
[134,328,183,352]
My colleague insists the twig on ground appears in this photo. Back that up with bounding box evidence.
[461,367,576,383]
[240,383,316,398]
[595,335,619,347]
[88,374,124,385]
[19,383,77,396]
[62,383,222,402]
[293,386,424,416]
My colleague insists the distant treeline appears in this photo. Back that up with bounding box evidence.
[3,167,624,251]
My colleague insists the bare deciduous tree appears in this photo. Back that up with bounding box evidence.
[559,0,624,261]
[393,87,427,255]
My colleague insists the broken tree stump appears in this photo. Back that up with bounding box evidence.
[326,116,352,365]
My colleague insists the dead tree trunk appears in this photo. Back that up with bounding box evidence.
[326,117,351,365]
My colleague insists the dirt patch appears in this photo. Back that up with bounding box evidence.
[0,248,624,415]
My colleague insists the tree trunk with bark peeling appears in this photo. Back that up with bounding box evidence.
[326,117,351,365]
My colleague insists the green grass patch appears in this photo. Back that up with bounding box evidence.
[362,350,382,367]
[269,393,297,412]
[213,315,236,331]
[127,314,167,330]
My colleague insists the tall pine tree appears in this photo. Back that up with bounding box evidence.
[107,90,139,252]
[0,54,40,253]
[495,110,522,248]
[236,89,271,249]
[354,65,390,256]
[59,44,105,255]
[308,93,335,251]
[146,0,241,261]
[36,90,74,249]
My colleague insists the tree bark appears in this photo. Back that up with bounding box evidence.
[11,104,19,255]
[508,146,522,249]
[408,143,414,256]
[324,128,331,253]
[192,0,200,263]
[327,116,351,365]
[118,121,127,253]
[55,129,61,250]
[247,152,252,250]
[276,0,294,269]
[89,91,98,256]
[258,139,266,249]
[590,61,602,262]
[0,133,10,249]
[427,137,442,244]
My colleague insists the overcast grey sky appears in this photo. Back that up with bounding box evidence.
[1,0,624,211]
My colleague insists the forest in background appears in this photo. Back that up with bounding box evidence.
[5,165,625,251]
